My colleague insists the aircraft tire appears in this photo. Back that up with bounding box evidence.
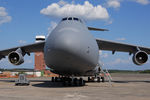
[52,77,54,82]
[88,77,91,82]
[55,77,58,82]
[73,78,78,86]
[79,78,84,86]
[101,77,105,82]
[97,77,100,82]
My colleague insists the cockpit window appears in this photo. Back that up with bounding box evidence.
[61,17,82,23]
[68,17,72,20]
[62,17,67,21]
[73,18,79,21]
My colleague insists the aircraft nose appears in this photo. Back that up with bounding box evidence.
[54,30,81,55]
[44,27,99,74]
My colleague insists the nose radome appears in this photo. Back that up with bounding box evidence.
[54,31,81,55]
[44,24,99,75]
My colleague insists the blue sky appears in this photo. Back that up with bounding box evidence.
[0,0,150,70]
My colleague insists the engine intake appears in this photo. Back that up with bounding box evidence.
[8,48,24,65]
[133,51,148,65]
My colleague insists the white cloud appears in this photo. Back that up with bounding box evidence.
[102,53,109,58]
[25,59,33,64]
[18,40,27,44]
[116,37,126,41]
[0,57,11,68]
[106,0,121,8]
[105,0,149,9]
[48,21,57,35]
[99,50,102,55]
[0,7,12,25]
[58,0,68,6]
[134,0,149,5]
[105,19,113,25]
[109,58,130,65]
[40,1,109,20]
[99,50,109,58]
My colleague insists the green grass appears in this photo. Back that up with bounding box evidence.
[108,70,150,74]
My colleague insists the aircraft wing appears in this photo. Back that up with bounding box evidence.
[96,38,150,54]
[88,27,109,31]
[0,41,45,60]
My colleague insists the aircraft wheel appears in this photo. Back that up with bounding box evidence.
[73,78,78,86]
[101,77,105,82]
[88,77,91,82]
[15,83,19,86]
[97,77,100,82]
[79,78,84,86]
[55,77,58,82]
[63,81,67,86]
[68,78,72,86]
[52,77,54,82]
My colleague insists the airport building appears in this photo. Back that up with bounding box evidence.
[34,35,58,77]
[34,35,46,71]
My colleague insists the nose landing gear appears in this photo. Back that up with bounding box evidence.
[51,77,85,86]
[87,76,105,82]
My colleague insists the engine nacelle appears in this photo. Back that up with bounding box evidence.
[132,51,148,65]
[8,49,24,65]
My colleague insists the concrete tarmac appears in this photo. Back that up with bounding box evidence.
[0,73,150,100]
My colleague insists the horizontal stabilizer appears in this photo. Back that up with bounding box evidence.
[88,27,109,31]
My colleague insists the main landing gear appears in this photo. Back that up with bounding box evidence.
[51,77,85,86]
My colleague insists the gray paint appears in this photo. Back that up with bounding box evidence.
[44,19,99,76]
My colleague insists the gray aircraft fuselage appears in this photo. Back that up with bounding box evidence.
[44,18,99,76]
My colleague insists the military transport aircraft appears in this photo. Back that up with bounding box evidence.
[0,17,150,86]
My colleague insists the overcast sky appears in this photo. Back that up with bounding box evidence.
[0,0,150,70]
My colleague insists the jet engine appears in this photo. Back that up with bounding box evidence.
[8,48,25,65]
[132,51,148,65]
